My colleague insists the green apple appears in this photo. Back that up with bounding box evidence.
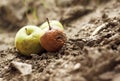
[40,20,64,31]
[15,25,44,55]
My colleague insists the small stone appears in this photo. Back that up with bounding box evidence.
[99,72,115,80]
[112,74,120,81]
[11,61,32,75]
[74,63,81,70]
[0,78,3,81]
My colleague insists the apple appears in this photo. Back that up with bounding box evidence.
[40,20,64,32]
[15,25,44,55]
[40,18,66,52]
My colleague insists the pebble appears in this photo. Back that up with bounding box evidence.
[112,74,120,81]
[74,63,81,70]
[11,61,32,75]
[0,78,3,81]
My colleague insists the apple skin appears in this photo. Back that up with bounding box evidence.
[40,20,64,32]
[15,25,44,55]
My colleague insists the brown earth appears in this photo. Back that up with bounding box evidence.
[0,0,120,81]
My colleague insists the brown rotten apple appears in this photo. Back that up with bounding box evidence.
[40,18,66,52]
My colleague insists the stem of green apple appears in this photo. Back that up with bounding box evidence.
[46,18,52,30]
[25,28,30,35]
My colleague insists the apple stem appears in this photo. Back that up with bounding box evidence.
[25,28,29,35]
[46,18,52,30]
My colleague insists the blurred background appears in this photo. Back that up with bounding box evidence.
[0,0,109,31]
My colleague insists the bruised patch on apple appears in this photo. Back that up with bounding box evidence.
[54,30,66,44]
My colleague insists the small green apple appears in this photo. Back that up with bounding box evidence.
[40,20,64,32]
[15,25,44,55]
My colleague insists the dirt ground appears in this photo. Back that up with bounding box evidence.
[0,0,120,81]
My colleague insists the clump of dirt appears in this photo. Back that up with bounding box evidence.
[0,0,120,81]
